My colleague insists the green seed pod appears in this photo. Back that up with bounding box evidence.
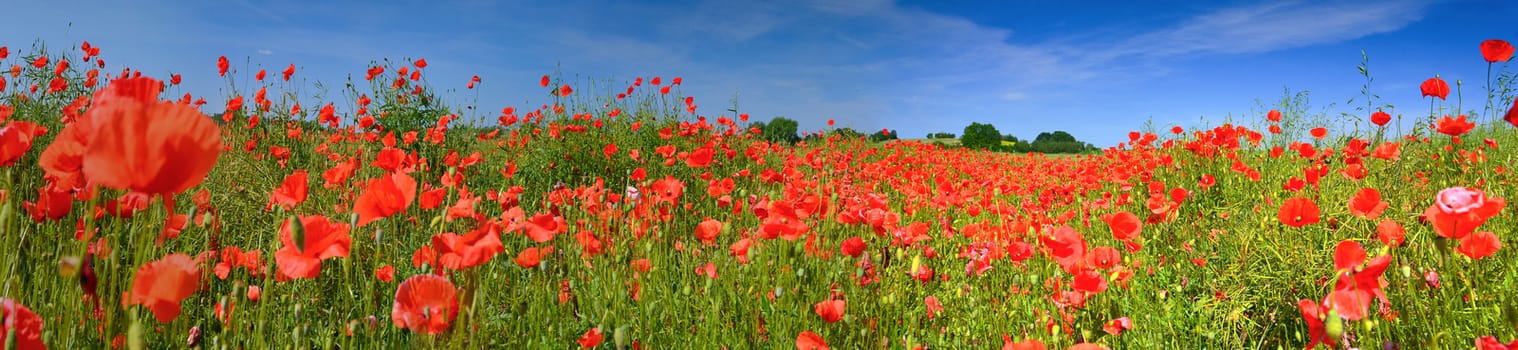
[6,327,17,350]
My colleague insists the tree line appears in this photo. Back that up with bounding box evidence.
[749,117,1092,154]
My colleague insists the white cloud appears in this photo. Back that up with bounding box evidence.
[257,49,273,55]
[1107,0,1428,59]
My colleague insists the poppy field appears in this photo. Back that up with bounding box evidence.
[1,38,1518,349]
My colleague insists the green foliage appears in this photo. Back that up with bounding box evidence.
[869,129,899,142]
[960,122,1003,150]
[926,132,956,139]
[760,117,801,144]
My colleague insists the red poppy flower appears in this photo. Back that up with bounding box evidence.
[813,299,845,323]
[1102,211,1142,241]
[213,246,263,280]
[1102,317,1134,336]
[1458,231,1501,260]
[540,75,550,87]
[1040,225,1087,274]
[578,327,604,348]
[1370,111,1391,127]
[1297,299,1328,349]
[729,238,753,264]
[0,121,45,167]
[1002,338,1047,350]
[1435,115,1475,136]
[1376,219,1405,247]
[1277,197,1320,228]
[275,215,352,281]
[514,246,552,269]
[129,253,200,323]
[1347,188,1388,219]
[413,58,427,68]
[1,298,46,350]
[266,170,308,211]
[217,56,229,76]
[1482,39,1514,63]
[839,237,867,257]
[1309,127,1327,139]
[1421,77,1449,100]
[282,63,295,81]
[1476,336,1518,350]
[694,218,722,246]
[353,172,417,227]
[686,145,714,168]
[1087,246,1120,270]
[924,295,943,319]
[392,274,458,334]
[83,77,222,195]
[1267,109,1282,122]
[524,213,564,243]
[1333,240,1367,272]
[1506,97,1518,128]
[375,265,395,282]
[796,331,829,350]
[432,221,505,270]
[1072,268,1108,294]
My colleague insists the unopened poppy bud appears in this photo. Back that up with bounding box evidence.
[0,201,12,228]
[128,321,145,350]
[1325,310,1344,341]
[288,216,306,253]
[614,325,629,350]
[187,326,201,347]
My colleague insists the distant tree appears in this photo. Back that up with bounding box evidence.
[961,122,1002,150]
[1033,131,1077,143]
[1029,130,1090,153]
[761,117,801,144]
[831,127,862,139]
[927,132,957,139]
[869,129,899,142]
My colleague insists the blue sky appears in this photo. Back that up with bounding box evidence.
[1,0,1515,145]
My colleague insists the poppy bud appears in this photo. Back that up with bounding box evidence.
[0,201,11,228]
[1325,310,1344,341]
[128,321,145,350]
[614,325,629,350]
[288,216,306,253]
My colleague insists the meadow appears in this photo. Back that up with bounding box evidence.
[0,38,1516,349]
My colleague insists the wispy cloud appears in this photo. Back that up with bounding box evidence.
[1107,0,1429,59]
